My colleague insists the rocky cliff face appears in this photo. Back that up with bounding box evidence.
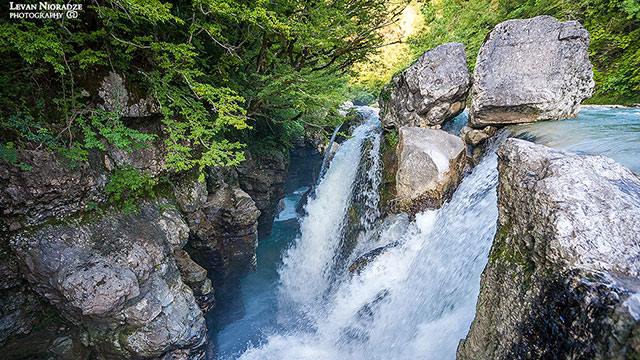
[380,43,470,129]
[236,151,288,238]
[0,71,292,358]
[469,16,594,127]
[458,139,640,359]
[178,168,261,278]
[1,150,211,358]
[11,202,206,359]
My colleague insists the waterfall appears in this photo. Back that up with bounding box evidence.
[318,123,344,184]
[236,107,502,360]
[276,108,382,326]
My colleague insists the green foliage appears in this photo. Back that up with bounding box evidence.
[385,129,399,148]
[0,142,31,171]
[105,167,158,212]
[410,0,640,105]
[0,0,405,177]
[78,110,156,152]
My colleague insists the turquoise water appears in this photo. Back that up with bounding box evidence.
[208,216,299,358]
[445,106,640,173]
[207,148,321,359]
[511,106,640,173]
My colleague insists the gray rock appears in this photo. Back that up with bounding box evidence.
[0,150,107,230]
[0,248,44,347]
[469,16,594,127]
[175,250,214,312]
[381,43,470,129]
[107,142,166,177]
[10,202,206,358]
[458,139,640,360]
[185,180,261,275]
[98,72,161,118]
[237,150,288,237]
[395,127,466,210]
[460,125,497,146]
[174,175,209,214]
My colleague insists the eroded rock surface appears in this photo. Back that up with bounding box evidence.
[9,202,206,358]
[181,170,261,276]
[0,150,107,231]
[395,127,466,211]
[458,139,640,360]
[469,16,594,127]
[237,151,288,237]
[381,43,470,129]
[98,72,161,118]
[460,125,497,146]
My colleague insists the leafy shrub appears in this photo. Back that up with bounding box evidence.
[105,167,158,212]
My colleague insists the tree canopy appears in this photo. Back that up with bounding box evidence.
[0,0,407,174]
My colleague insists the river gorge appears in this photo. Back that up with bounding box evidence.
[1,13,639,360]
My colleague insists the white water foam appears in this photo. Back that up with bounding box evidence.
[276,113,382,324]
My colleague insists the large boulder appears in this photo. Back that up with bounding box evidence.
[9,202,206,358]
[458,139,640,359]
[395,127,466,211]
[469,16,594,128]
[381,43,470,129]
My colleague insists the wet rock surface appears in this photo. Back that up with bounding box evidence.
[460,125,497,146]
[469,16,594,128]
[395,127,466,211]
[381,43,470,129]
[458,139,640,360]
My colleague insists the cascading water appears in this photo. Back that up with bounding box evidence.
[237,108,501,359]
[213,105,639,360]
[276,108,383,326]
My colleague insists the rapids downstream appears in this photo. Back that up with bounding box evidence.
[208,106,640,360]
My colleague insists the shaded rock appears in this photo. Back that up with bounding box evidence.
[460,125,497,146]
[106,142,165,177]
[458,139,640,360]
[348,242,399,275]
[9,202,206,358]
[98,72,161,118]
[184,178,261,276]
[237,151,288,237]
[174,175,209,214]
[0,247,45,347]
[381,43,470,129]
[469,16,594,127]
[395,127,466,211]
[1,322,90,360]
[0,150,107,230]
[175,250,214,312]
